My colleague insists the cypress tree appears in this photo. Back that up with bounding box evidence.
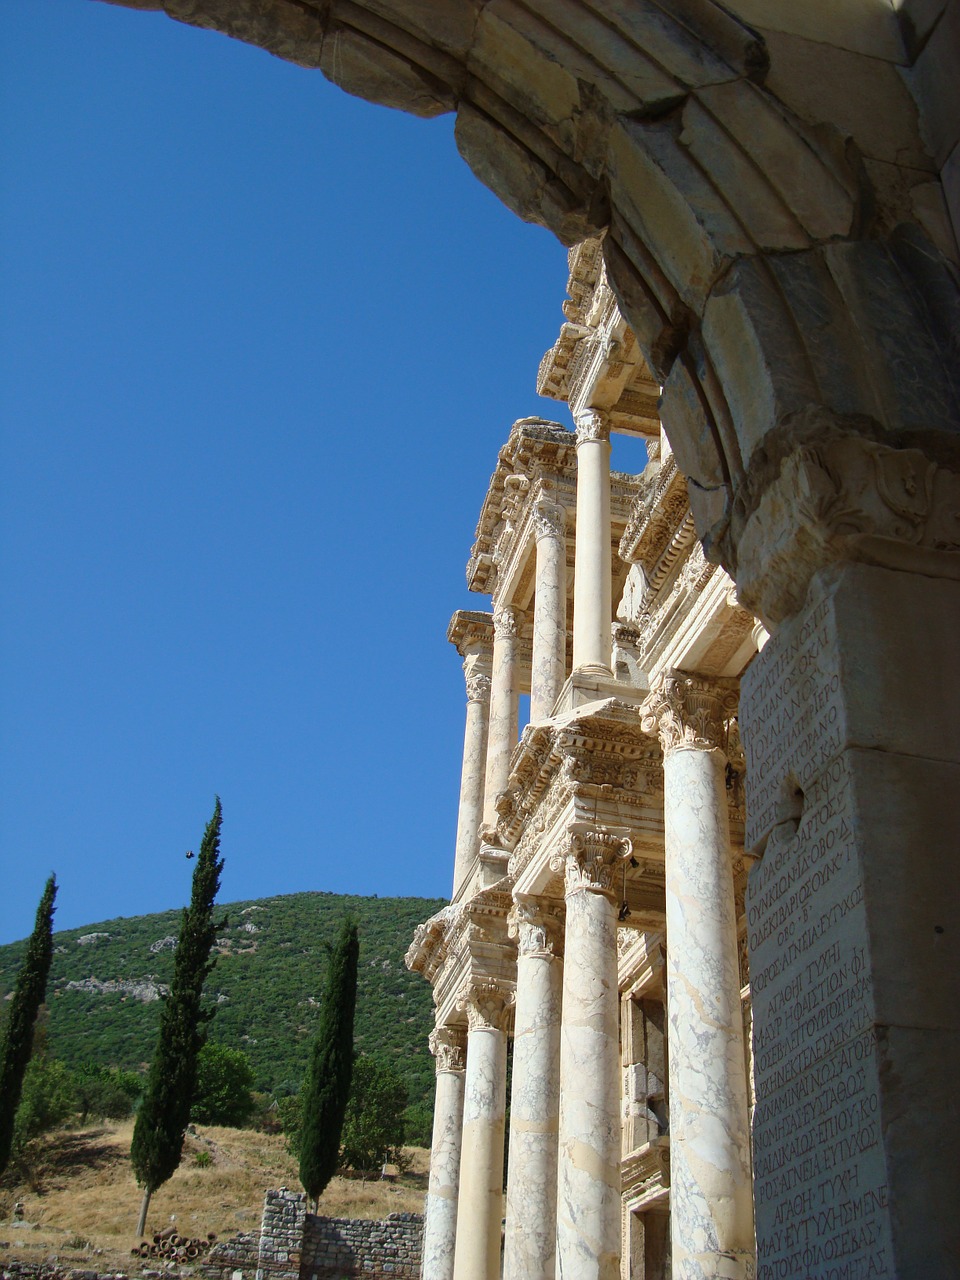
[0,875,57,1177]
[298,917,359,1210]
[131,799,224,1237]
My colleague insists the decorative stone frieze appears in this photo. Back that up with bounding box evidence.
[641,670,739,756]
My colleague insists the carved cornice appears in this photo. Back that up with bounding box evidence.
[549,825,633,898]
[447,610,494,657]
[467,419,577,597]
[507,896,564,959]
[456,979,514,1032]
[574,407,612,446]
[429,1025,466,1074]
[726,416,960,626]
[640,670,739,756]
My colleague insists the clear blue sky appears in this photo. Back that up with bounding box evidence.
[0,0,579,942]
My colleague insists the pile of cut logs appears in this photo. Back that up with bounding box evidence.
[131,1228,217,1260]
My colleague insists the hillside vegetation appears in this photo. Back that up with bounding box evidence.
[0,893,445,1112]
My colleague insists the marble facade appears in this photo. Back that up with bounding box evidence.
[407,244,766,1279]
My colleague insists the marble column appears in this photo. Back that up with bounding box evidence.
[572,409,613,676]
[422,1027,467,1280]
[530,499,567,722]
[551,826,632,1280]
[452,658,492,896]
[453,981,512,1280]
[503,898,564,1280]
[482,606,521,831]
[641,672,755,1280]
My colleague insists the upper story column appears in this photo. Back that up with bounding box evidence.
[448,613,494,894]
[572,409,613,676]
[482,605,522,833]
[530,499,568,722]
[641,672,755,1280]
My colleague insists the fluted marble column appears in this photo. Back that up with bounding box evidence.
[641,672,755,1280]
[453,658,492,896]
[453,981,513,1280]
[483,607,522,831]
[503,898,564,1280]
[530,499,567,722]
[422,1027,467,1280]
[552,826,632,1280]
[572,409,612,676]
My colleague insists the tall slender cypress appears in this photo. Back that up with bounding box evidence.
[131,799,223,1237]
[0,876,57,1176]
[298,917,359,1210]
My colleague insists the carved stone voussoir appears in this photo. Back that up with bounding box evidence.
[457,979,514,1032]
[732,422,960,625]
[574,407,611,447]
[549,825,633,897]
[429,1025,467,1073]
[641,670,739,757]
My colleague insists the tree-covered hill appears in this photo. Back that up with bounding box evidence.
[0,892,445,1111]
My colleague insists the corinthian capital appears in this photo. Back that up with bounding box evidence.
[640,670,739,757]
[429,1025,466,1074]
[493,606,523,640]
[507,896,564,959]
[574,408,611,447]
[465,670,492,705]
[533,499,566,543]
[549,824,633,898]
[456,979,514,1032]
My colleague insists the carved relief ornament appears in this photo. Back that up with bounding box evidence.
[507,898,563,959]
[533,499,566,543]
[549,826,633,897]
[729,422,960,626]
[641,671,739,757]
[429,1026,466,1073]
[465,671,492,705]
[456,980,514,1032]
[574,408,612,447]
[493,606,522,640]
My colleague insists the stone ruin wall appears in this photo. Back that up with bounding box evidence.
[201,1189,423,1280]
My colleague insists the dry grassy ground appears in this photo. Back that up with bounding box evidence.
[0,1122,428,1274]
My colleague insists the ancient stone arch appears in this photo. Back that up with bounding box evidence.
[104,0,959,622]
[96,3,960,1275]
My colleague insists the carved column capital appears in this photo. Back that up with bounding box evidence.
[465,669,492,705]
[429,1025,467,1074]
[574,408,612,447]
[508,896,564,959]
[457,979,514,1032]
[640,670,739,757]
[493,606,523,640]
[533,499,566,543]
[550,824,633,898]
